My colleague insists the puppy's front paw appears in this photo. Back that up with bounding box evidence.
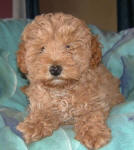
[17,121,52,144]
[17,122,35,144]
[75,127,111,149]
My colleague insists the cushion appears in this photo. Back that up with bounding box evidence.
[0,19,134,150]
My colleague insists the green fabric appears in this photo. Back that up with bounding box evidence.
[1,19,134,150]
[0,19,31,111]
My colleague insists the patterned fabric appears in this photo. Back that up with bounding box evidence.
[0,19,134,150]
[117,0,134,31]
[26,0,40,19]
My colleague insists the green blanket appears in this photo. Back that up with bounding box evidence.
[1,19,134,150]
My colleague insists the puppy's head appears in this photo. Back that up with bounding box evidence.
[17,13,101,87]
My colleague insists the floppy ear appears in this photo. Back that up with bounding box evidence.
[16,41,27,74]
[89,35,102,69]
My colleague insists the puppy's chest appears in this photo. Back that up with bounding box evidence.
[49,90,72,111]
[49,90,78,121]
[48,89,90,122]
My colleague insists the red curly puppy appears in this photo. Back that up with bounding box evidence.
[16,13,124,149]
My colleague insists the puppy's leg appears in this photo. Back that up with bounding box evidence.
[74,111,111,149]
[17,111,60,144]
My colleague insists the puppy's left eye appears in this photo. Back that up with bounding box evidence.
[66,45,71,49]
[40,46,45,53]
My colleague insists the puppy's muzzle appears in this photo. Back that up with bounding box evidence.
[49,65,62,76]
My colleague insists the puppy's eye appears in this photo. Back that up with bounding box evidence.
[66,45,70,49]
[40,46,45,53]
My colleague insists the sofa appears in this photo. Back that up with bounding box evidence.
[0,19,134,150]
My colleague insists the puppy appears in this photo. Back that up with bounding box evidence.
[16,13,124,149]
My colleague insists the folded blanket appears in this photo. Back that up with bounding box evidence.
[0,20,134,150]
[1,102,134,150]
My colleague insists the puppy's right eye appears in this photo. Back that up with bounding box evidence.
[40,46,45,53]
[66,45,70,49]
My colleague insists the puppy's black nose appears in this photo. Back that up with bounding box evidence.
[49,65,62,76]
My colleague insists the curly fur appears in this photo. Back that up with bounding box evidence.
[16,13,124,149]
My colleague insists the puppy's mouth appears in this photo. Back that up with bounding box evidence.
[40,76,78,88]
[51,78,65,85]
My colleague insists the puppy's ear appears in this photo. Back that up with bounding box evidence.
[16,41,27,74]
[89,35,102,69]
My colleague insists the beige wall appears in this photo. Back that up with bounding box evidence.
[40,0,117,32]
